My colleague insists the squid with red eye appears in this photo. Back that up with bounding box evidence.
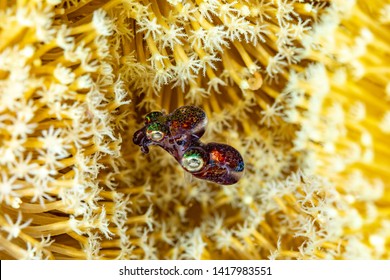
[133,106,244,185]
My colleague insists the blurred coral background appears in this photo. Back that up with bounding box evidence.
[0,0,389,259]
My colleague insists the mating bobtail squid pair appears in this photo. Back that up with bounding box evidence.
[133,106,244,185]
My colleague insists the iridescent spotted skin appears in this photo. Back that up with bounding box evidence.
[133,106,244,185]
[199,142,244,185]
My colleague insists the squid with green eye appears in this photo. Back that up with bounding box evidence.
[133,106,244,185]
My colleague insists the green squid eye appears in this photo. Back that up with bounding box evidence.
[181,147,208,172]
[146,122,168,141]
[145,111,164,124]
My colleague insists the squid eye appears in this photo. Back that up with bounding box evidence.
[145,111,164,124]
[148,130,165,141]
[181,147,208,172]
[146,122,168,141]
